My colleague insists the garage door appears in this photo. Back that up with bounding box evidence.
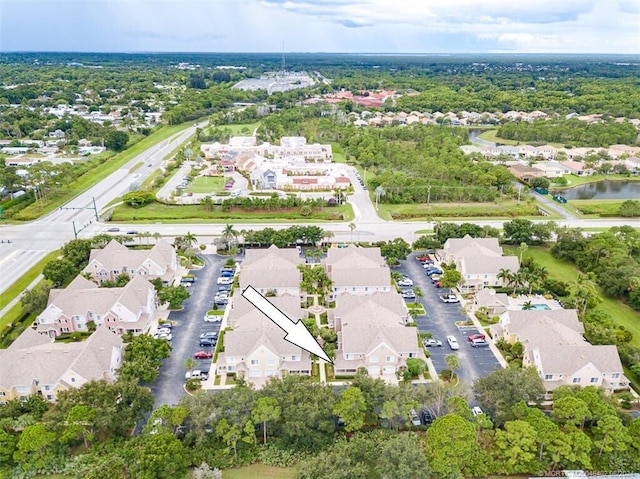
[248,369,262,378]
[383,366,395,374]
[367,366,380,375]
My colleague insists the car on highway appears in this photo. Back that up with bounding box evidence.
[440,294,459,303]
[194,350,213,359]
[446,335,460,350]
[423,338,443,347]
[397,278,414,287]
[126,230,138,235]
[199,338,216,347]
[468,333,486,342]
[106,227,120,232]
[216,277,233,285]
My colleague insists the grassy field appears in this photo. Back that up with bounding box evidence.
[377,201,543,221]
[13,121,199,220]
[222,463,297,479]
[552,173,640,189]
[330,143,347,163]
[565,199,625,217]
[504,246,640,346]
[110,202,354,223]
[186,175,228,194]
[217,122,261,136]
[476,130,520,146]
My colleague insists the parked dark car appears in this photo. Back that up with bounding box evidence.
[420,410,434,425]
[199,338,216,347]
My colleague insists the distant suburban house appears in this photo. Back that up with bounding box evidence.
[491,309,628,393]
[217,288,311,387]
[36,274,157,337]
[560,160,594,176]
[82,239,177,285]
[323,245,392,297]
[239,245,303,296]
[508,164,545,182]
[0,327,123,403]
[437,235,520,291]
[332,292,420,381]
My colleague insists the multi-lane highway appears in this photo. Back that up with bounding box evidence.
[0,122,205,298]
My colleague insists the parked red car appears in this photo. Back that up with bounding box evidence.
[194,350,213,359]
[467,333,486,342]
[417,255,431,262]
[434,281,442,288]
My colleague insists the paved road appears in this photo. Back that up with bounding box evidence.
[394,253,502,387]
[0,122,206,297]
[151,254,224,407]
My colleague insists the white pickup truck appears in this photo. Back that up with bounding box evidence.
[439,294,459,303]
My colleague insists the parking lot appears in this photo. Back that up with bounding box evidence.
[151,254,228,407]
[393,252,503,386]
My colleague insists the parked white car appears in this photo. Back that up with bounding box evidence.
[397,278,414,287]
[217,277,233,285]
[446,335,460,350]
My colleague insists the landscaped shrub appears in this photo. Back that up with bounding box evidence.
[186,378,202,391]
[258,442,300,467]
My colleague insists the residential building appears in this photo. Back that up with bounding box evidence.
[437,235,520,291]
[239,245,303,296]
[323,245,392,297]
[36,274,157,337]
[82,239,177,285]
[491,309,628,393]
[472,288,510,316]
[508,164,545,182]
[332,293,420,380]
[217,285,311,386]
[0,327,123,403]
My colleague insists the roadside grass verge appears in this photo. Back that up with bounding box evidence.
[186,175,228,194]
[503,245,640,346]
[109,202,354,223]
[376,201,543,221]
[129,161,144,173]
[13,121,199,220]
[566,199,625,217]
[0,249,60,312]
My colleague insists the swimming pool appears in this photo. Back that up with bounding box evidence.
[526,304,551,311]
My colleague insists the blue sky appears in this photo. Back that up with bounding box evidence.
[1,0,639,53]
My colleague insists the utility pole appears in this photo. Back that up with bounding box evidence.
[517,184,522,204]
[427,185,432,208]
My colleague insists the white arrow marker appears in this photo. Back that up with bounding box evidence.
[242,286,333,364]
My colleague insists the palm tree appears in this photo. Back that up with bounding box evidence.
[518,242,529,263]
[444,354,460,383]
[497,268,515,289]
[222,223,238,244]
[184,232,197,249]
[153,232,161,244]
[522,300,534,310]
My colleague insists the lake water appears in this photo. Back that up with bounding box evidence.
[558,180,640,200]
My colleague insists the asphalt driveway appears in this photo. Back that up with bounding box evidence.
[151,254,225,407]
[394,253,503,387]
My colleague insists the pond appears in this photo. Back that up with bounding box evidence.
[557,180,640,200]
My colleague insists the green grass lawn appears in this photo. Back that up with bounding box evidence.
[129,161,144,173]
[330,143,347,163]
[221,463,296,479]
[186,175,228,194]
[476,130,520,146]
[110,201,353,223]
[504,246,640,346]
[552,173,640,189]
[377,201,543,221]
[565,199,625,217]
[217,122,261,136]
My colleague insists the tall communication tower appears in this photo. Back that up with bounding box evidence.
[281,41,286,73]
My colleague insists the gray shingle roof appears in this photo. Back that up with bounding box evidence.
[239,245,303,290]
[535,344,623,375]
[323,246,391,289]
[505,309,585,348]
[0,327,122,390]
[84,239,175,275]
[228,293,304,330]
[443,235,502,256]
[461,255,520,275]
